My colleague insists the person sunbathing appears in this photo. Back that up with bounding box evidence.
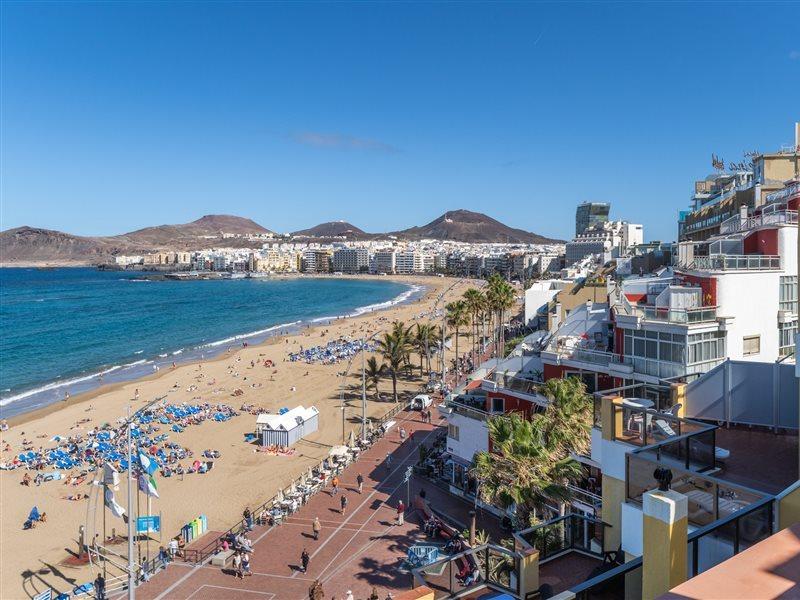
[21,473,32,486]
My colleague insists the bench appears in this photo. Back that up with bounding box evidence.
[211,549,234,567]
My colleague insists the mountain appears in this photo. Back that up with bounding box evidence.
[291,221,369,239]
[116,215,272,246]
[0,215,272,265]
[391,210,561,244]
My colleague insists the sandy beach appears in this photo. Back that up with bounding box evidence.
[0,275,475,599]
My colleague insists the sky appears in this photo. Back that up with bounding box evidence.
[1,2,798,242]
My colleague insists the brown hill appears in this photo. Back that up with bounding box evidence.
[391,210,560,244]
[0,215,272,265]
[291,221,369,239]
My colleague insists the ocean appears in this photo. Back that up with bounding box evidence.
[0,268,420,418]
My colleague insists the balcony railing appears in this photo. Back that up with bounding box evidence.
[765,181,800,204]
[689,254,781,271]
[514,513,606,562]
[719,209,798,234]
[445,396,491,421]
[611,354,688,379]
[547,346,615,367]
[490,372,544,396]
[635,305,718,324]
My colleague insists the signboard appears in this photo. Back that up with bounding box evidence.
[33,590,52,600]
[136,515,161,534]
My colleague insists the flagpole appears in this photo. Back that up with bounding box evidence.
[361,336,366,443]
[127,406,135,600]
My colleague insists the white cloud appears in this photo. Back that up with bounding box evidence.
[291,132,399,153]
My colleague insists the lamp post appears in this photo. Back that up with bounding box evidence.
[126,406,135,599]
[361,337,367,443]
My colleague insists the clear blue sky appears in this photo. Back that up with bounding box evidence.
[2,2,798,242]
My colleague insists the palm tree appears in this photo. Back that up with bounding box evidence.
[413,323,438,377]
[446,300,470,381]
[486,274,515,357]
[471,377,591,526]
[364,356,385,400]
[462,288,485,362]
[377,331,409,403]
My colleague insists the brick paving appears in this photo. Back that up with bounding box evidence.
[130,407,491,600]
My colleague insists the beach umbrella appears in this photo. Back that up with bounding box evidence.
[347,430,355,448]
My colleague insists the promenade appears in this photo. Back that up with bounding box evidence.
[130,406,488,600]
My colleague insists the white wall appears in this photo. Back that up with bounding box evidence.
[445,412,488,464]
[524,280,569,326]
[716,271,782,362]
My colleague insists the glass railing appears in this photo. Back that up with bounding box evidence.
[491,372,544,396]
[626,452,767,526]
[612,355,688,379]
[719,209,798,234]
[445,396,491,421]
[411,543,520,599]
[637,305,718,324]
[571,556,642,600]
[515,513,605,562]
[688,496,774,577]
[691,254,781,271]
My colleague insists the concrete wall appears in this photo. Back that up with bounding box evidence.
[445,411,488,464]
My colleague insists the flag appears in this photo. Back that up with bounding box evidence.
[104,487,126,520]
[138,473,159,498]
[103,463,120,489]
[138,452,158,476]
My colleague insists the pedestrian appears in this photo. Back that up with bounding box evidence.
[331,475,339,496]
[243,507,253,531]
[340,494,348,515]
[345,591,354,600]
[399,427,406,440]
[356,473,364,494]
[94,573,106,600]
[301,548,310,573]
[232,551,243,578]
[396,500,405,526]
[242,551,252,577]
[312,516,321,540]
[386,452,392,468]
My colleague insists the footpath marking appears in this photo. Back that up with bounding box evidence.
[186,585,275,599]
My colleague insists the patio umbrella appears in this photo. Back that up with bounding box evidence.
[347,430,355,448]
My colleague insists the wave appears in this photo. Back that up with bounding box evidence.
[199,320,303,349]
[0,364,122,407]
[0,280,423,411]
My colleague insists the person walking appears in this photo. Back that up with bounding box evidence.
[356,473,364,494]
[331,475,340,496]
[242,551,252,577]
[385,452,392,469]
[396,500,405,526]
[232,551,243,578]
[94,573,106,600]
[312,516,321,540]
[301,548,310,573]
[340,494,348,515]
[243,507,253,531]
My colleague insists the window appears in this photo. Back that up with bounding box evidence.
[447,424,460,441]
[779,321,797,357]
[780,276,798,313]
[743,335,761,356]
[623,329,686,365]
[491,397,505,413]
[687,331,726,366]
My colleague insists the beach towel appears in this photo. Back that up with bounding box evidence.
[28,506,41,522]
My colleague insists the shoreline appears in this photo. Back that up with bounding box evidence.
[1,274,428,423]
[0,274,470,600]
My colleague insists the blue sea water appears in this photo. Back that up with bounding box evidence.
[0,268,418,418]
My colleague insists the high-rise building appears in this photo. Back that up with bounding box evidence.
[575,202,611,235]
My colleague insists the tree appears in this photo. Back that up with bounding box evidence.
[377,330,410,403]
[486,274,515,357]
[446,300,470,382]
[471,377,591,526]
[413,322,438,377]
[462,288,485,362]
[364,356,385,400]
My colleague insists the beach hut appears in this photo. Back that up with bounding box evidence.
[256,406,319,447]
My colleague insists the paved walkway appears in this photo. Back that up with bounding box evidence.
[131,407,482,600]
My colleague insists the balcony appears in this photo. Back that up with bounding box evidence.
[637,305,718,324]
[719,209,797,234]
[444,396,492,421]
[688,254,781,271]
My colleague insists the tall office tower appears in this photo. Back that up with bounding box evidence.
[575,202,611,235]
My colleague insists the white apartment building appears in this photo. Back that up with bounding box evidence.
[565,221,643,266]
[371,249,396,274]
[332,247,369,273]
[395,250,425,274]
